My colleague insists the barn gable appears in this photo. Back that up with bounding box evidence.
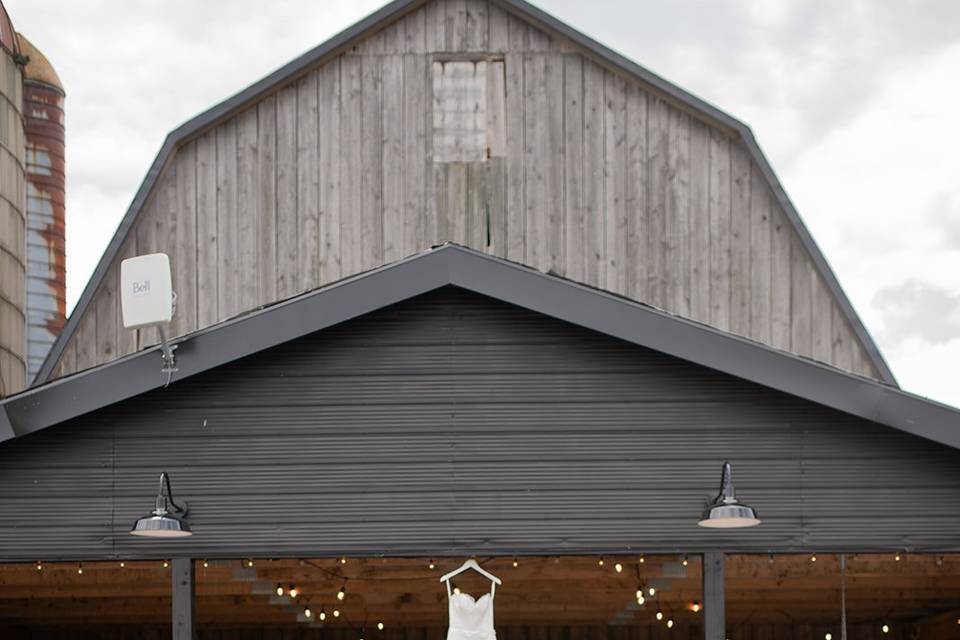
[38,0,895,385]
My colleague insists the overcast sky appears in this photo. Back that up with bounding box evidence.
[9,1,960,406]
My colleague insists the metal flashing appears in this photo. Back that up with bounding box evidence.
[34,0,895,386]
[5,245,959,451]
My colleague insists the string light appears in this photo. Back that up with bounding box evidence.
[340,557,347,564]
[810,553,817,563]
[937,556,944,567]
[512,558,519,568]
[319,610,327,621]
[246,559,254,568]
[656,611,664,621]
[825,634,832,640]
[77,563,83,575]
[682,556,689,567]
[614,563,623,573]
[667,619,674,629]
[598,557,605,567]
[35,561,42,571]
[289,585,300,599]
[894,553,901,562]
[648,586,656,597]
[337,582,347,601]
[429,559,435,570]
[692,601,701,613]
[333,609,340,618]
[276,584,285,597]
[378,622,385,631]
[639,555,645,564]
[637,594,645,605]
[768,554,774,565]
[304,606,313,618]
[881,625,889,634]
[202,560,209,568]
[163,560,169,568]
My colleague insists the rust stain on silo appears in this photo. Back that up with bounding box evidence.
[18,32,67,380]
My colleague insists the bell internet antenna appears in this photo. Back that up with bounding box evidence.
[120,253,178,380]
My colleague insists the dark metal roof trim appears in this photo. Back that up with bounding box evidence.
[33,0,895,386]
[5,245,957,451]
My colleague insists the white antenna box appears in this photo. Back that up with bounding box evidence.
[120,253,174,330]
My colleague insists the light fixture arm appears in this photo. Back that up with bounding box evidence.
[712,461,737,505]
[154,472,188,516]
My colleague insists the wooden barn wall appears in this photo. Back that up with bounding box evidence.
[4,288,958,562]
[53,0,878,380]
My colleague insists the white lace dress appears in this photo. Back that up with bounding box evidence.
[446,582,497,640]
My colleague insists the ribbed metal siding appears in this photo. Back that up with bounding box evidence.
[0,287,958,561]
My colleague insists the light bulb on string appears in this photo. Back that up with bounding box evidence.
[319,610,327,621]
[119,561,125,568]
[598,557,605,567]
[429,559,435,570]
[768,554,774,565]
[337,583,347,601]
[614,563,623,573]
[340,557,347,565]
[810,553,817,563]
[305,607,313,618]
[656,611,663,621]
[895,552,901,561]
[682,556,688,567]
[825,634,832,640]
[882,625,890,634]
[35,561,42,571]
[692,602,701,613]
[289,585,300,599]
[648,586,656,597]
[246,559,254,568]
[512,558,519,568]
[667,620,674,629]
[203,560,209,568]
[639,555,645,564]
[333,609,341,618]
[77,563,83,575]
[378,622,385,631]
[276,584,285,597]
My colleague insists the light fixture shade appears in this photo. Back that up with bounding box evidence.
[130,472,193,538]
[130,512,192,537]
[698,462,761,528]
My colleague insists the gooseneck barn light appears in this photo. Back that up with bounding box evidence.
[130,472,192,537]
[698,462,761,528]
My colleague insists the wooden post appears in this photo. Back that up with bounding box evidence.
[172,558,195,640]
[703,552,725,640]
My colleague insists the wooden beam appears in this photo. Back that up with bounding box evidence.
[703,552,724,640]
[172,558,195,640]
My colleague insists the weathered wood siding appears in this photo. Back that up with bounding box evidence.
[52,0,880,380]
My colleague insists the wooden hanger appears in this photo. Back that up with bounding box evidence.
[439,558,502,585]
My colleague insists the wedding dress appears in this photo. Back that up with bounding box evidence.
[446,580,497,640]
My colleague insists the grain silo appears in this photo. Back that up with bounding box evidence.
[0,1,25,398]
[16,33,65,383]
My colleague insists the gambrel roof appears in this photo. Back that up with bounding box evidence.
[5,245,958,450]
[34,0,897,385]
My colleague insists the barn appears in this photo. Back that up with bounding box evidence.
[1,0,958,638]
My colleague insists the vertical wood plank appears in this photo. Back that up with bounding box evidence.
[94,267,117,365]
[504,52,525,262]
[382,17,405,54]
[729,142,752,337]
[748,164,771,344]
[383,55,404,263]
[486,60,507,158]
[666,107,691,315]
[488,1,509,53]
[341,56,363,275]
[544,53,564,273]
[523,54,545,270]
[362,54,384,269]
[215,119,238,321]
[791,234,813,357]
[703,553,725,640]
[486,157,507,254]
[116,236,139,357]
[236,107,259,310]
[404,6,426,54]
[297,73,320,291]
[402,54,427,256]
[771,206,793,351]
[625,83,648,302]
[832,302,855,372]
[563,53,584,284]
[319,61,342,281]
[708,130,731,331]
[465,0,488,51]
[195,131,218,328]
[582,60,605,288]
[446,0,467,51]
[256,95,278,305]
[175,143,198,335]
[276,84,299,297]
[811,272,833,362]
[171,558,195,640]
[603,70,627,295]
[646,97,669,308]
[425,0,446,52]
[689,119,710,323]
